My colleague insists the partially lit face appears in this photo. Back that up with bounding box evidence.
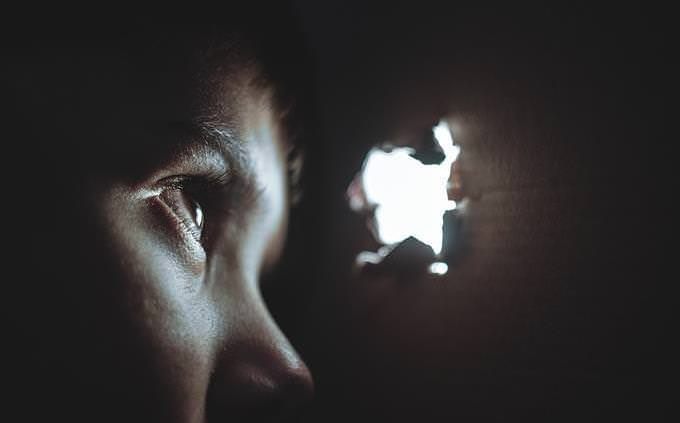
[16,39,313,422]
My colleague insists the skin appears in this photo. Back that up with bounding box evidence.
[6,8,665,422]
[6,30,313,423]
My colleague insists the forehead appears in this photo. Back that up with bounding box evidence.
[76,35,263,123]
[16,33,278,168]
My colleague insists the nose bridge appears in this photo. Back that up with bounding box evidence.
[207,285,313,421]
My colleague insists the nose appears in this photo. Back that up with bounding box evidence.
[206,295,314,422]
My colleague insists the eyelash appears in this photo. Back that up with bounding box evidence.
[157,171,233,244]
[155,147,300,246]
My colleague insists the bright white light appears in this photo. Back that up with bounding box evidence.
[359,121,458,255]
[356,251,382,266]
[428,261,449,275]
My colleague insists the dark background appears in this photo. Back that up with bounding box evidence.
[1,3,671,422]
[266,3,673,421]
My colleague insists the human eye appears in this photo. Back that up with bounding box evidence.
[154,171,231,248]
[157,176,207,244]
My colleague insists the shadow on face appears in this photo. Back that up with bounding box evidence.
[3,5,671,423]
[4,13,314,423]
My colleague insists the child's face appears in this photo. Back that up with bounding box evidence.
[16,41,313,422]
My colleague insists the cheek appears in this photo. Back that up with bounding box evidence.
[241,123,289,273]
[96,191,221,421]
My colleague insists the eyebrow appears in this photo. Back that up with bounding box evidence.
[210,125,256,175]
[158,118,249,175]
[172,119,263,201]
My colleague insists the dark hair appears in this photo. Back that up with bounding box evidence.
[3,4,313,200]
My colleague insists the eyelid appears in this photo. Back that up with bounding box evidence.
[143,186,207,264]
[158,171,232,193]
[151,146,230,186]
[128,142,232,199]
[158,187,204,243]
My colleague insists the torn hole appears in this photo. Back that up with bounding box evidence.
[347,120,469,276]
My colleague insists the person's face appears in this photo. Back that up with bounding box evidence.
[18,42,313,422]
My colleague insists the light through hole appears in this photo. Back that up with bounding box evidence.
[428,262,449,276]
[349,121,460,256]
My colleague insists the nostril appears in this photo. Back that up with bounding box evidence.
[249,361,314,421]
[277,361,315,412]
[206,342,314,422]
